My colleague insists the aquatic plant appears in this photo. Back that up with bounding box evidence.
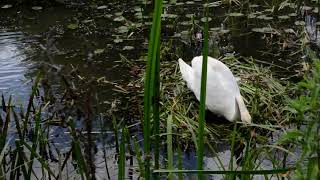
[278,49,320,179]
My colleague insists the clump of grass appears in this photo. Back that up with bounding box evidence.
[0,68,111,179]
[277,49,320,179]
[224,55,289,125]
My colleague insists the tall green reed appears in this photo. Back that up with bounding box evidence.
[143,0,163,179]
[197,2,209,180]
[166,115,173,180]
[68,118,89,179]
[23,72,42,139]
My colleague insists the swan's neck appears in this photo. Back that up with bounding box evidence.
[235,96,251,123]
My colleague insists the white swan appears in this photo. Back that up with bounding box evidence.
[178,56,251,123]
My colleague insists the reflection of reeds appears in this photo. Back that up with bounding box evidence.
[84,86,95,179]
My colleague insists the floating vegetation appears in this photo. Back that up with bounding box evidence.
[288,13,298,17]
[122,46,134,50]
[301,6,312,11]
[67,23,79,30]
[249,4,259,8]
[114,12,123,16]
[161,14,178,19]
[97,5,107,10]
[220,29,230,34]
[204,1,222,7]
[210,27,221,31]
[295,21,306,26]
[116,26,129,34]
[1,4,12,9]
[94,48,105,55]
[228,12,244,17]
[278,15,290,20]
[114,16,125,22]
[257,15,273,20]
[200,17,212,22]
[134,12,143,19]
[252,27,278,34]
[248,13,257,19]
[180,21,191,26]
[185,1,195,5]
[185,14,194,18]
[31,6,43,11]
[113,36,124,43]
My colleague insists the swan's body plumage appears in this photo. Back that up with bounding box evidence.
[179,56,251,123]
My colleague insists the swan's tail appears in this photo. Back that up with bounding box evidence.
[178,58,194,89]
[235,95,252,123]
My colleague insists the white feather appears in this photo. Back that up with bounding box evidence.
[178,56,251,123]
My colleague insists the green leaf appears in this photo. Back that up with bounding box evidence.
[277,130,303,145]
[94,48,105,55]
[67,23,79,30]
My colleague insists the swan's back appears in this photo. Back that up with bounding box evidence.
[190,56,240,121]
[191,56,240,95]
[179,56,251,123]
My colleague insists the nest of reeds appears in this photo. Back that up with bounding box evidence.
[119,49,291,150]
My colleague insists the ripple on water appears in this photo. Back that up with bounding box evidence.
[0,31,33,102]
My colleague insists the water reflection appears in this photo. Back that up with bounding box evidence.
[0,31,34,102]
[305,14,320,47]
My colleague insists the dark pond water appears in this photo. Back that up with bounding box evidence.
[1,1,319,100]
[0,0,319,179]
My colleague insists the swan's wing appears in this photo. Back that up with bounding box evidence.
[179,58,194,90]
[191,56,242,121]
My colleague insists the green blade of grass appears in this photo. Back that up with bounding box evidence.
[197,3,209,180]
[12,110,23,141]
[23,72,41,138]
[27,106,42,179]
[16,140,30,178]
[133,137,145,178]
[67,119,88,180]
[1,94,6,112]
[0,137,11,178]
[143,0,163,179]
[177,144,183,180]
[21,141,56,179]
[152,44,161,180]
[153,168,295,175]
[167,115,173,180]
[227,121,238,180]
[0,96,11,150]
